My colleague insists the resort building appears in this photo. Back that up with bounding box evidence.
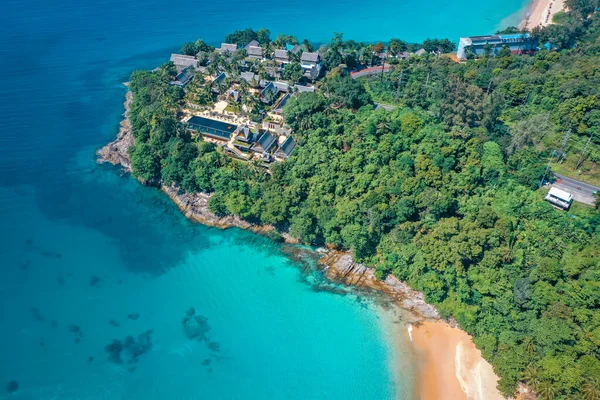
[170,65,194,87]
[170,54,198,72]
[272,93,291,114]
[300,52,322,79]
[275,136,297,159]
[240,71,259,87]
[260,82,279,103]
[187,116,238,141]
[225,89,240,102]
[232,124,256,151]
[219,43,238,54]
[211,72,226,93]
[545,187,573,210]
[274,49,290,64]
[273,81,289,92]
[295,84,315,93]
[251,131,277,155]
[456,33,536,59]
[287,44,301,54]
[246,45,263,59]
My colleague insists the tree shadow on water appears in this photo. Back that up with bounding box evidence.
[34,165,213,276]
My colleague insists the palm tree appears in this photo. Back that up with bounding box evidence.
[207,61,220,77]
[303,39,313,52]
[523,337,536,357]
[216,81,226,95]
[537,382,557,400]
[522,364,540,390]
[256,63,269,81]
[263,42,274,59]
[582,377,600,400]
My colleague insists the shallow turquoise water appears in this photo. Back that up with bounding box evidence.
[0,0,528,397]
[0,178,409,399]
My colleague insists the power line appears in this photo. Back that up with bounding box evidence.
[576,130,597,169]
[540,149,557,187]
[540,131,571,187]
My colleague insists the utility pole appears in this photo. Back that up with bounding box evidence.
[539,150,556,187]
[395,69,404,102]
[576,131,595,169]
[539,130,571,187]
[557,130,571,163]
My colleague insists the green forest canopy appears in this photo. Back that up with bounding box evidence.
[126,1,600,398]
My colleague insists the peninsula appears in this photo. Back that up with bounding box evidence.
[100,2,600,398]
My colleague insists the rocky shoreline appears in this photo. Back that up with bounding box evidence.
[96,90,511,400]
[97,90,440,322]
[97,90,134,171]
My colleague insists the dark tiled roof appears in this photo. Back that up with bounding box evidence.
[234,124,253,141]
[220,43,237,53]
[301,52,320,62]
[170,66,194,87]
[240,71,257,84]
[188,116,237,140]
[211,72,226,85]
[252,131,276,153]
[261,81,277,97]
[276,136,296,158]
[246,46,263,57]
[273,81,289,92]
[273,93,291,111]
[274,49,289,59]
[227,89,240,102]
[170,54,197,69]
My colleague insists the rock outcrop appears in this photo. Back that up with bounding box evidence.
[98,91,441,322]
[319,252,440,320]
[97,90,133,172]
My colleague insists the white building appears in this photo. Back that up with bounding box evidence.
[545,187,573,210]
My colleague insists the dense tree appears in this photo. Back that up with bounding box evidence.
[388,38,408,55]
[126,8,600,398]
[224,28,258,46]
[422,38,456,53]
[257,28,271,45]
[282,62,303,84]
[325,76,372,109]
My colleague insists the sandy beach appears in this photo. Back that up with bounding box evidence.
[411,320,504,400]
[101,95,506,400]
[520,0,565,29]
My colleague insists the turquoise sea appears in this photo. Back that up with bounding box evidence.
[0,0,528,398]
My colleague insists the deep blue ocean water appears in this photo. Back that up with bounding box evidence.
[0,0,528,398]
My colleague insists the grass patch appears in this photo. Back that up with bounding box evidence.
[568,201,597,219]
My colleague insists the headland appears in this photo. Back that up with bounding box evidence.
[98,89,505,400]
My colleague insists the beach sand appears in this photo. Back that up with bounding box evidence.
[411,320,504,400]
[520,0,566,29]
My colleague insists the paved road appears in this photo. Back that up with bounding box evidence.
[552,173,600,206]
[350,64,391,79]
